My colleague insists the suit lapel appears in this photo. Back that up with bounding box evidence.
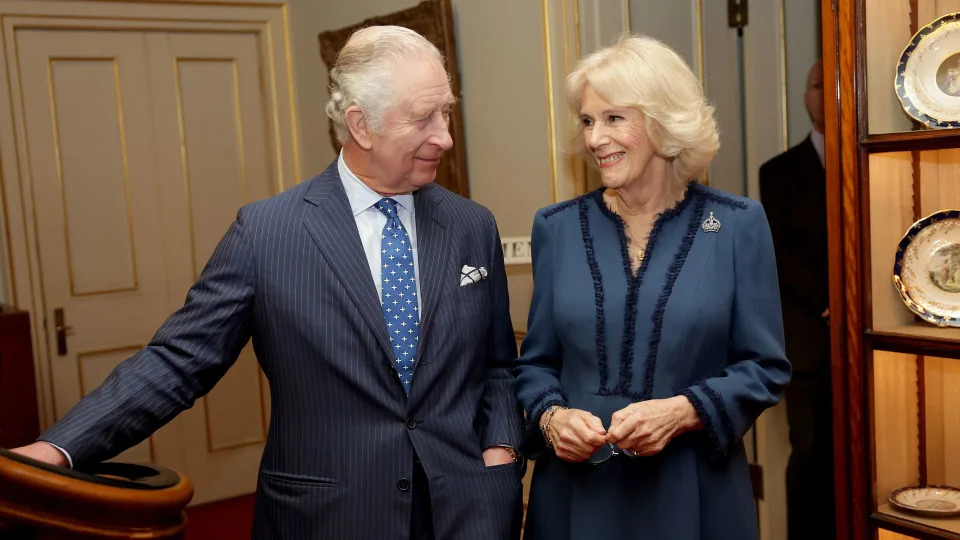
[412,184,453,365]
[301,162,395,362]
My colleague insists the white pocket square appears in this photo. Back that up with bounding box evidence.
[460,265,488,286]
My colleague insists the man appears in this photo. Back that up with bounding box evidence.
[758,59,834,540]
[14,26,524,540]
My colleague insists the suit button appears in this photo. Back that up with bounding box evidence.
[397,478,411,492]
[406,418,418,429]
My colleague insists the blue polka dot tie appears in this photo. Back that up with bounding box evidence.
[375,198,419,393]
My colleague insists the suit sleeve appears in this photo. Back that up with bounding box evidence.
[512,210,567,458]
[478,210,526,451]
[39,211,257,466]
[759,162,829,316]
[680,202,792,461]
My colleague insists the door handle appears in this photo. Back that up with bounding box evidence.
[53,308,73,356]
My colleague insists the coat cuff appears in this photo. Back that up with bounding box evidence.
[680,383,735,463]
[520,386,568,459]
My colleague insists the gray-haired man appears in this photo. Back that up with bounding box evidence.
[16,26,524,540]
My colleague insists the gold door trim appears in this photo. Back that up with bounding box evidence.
[279,5,299,186]
[542,0,584,203]
[78,0,285,7]
[173,57,251,279]
[47,56,139,297]
[202,390,267,452]
[541,0,559,204]
[624,0,632,33]
[695,0,705,85]
[0,3,300,429]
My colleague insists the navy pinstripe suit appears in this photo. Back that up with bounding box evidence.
[40,161,526,539]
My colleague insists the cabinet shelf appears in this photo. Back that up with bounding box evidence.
[862,130,960,153]
[867,324,960,360]
[873,503,960,540]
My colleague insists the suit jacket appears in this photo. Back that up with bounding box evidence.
[758,136,829,374]
[41,161,526,539]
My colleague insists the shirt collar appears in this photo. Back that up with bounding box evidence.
[809,129,825,168]
[337,151,415,216]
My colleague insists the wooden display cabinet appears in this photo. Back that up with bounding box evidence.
[827,0,960,539]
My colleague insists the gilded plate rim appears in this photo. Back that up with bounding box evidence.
[895,12,960,128]
[889,485,960,517]
[893,209,960,327]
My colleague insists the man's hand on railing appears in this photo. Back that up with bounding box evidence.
[10,442,68,467]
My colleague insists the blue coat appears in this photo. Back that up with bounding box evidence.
[514,184,791,540]
[41,161,526,539]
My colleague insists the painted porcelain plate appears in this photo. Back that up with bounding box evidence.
[893,210,960,327]
[889,486,960,517]
[896,13,960,128]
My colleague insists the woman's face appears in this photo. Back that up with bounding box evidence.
[579,84,658,190]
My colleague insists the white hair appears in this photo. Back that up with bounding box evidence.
[565,35,720,181]
[325,25,444,144]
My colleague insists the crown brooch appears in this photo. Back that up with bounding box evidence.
[701,211,721,233]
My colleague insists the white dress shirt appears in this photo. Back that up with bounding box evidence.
[810,129,825,168]
[338,152,422,311]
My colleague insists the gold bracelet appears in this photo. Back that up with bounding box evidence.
[540,405,567,448]
[539,407,556,447]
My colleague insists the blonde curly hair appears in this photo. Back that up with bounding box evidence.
[565,35,719,182]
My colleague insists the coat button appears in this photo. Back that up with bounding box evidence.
[406,418,418,429]
[397,478,411,492]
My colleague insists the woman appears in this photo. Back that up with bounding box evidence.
[514,35,791,540]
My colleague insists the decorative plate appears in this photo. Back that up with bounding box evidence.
[896,13,960,128]
[889,486,960,517]
[893,210,960,327]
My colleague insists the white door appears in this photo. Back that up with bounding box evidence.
[17,27,274,504]
[146,30,274,504]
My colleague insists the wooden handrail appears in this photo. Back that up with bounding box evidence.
[0,449,193,539]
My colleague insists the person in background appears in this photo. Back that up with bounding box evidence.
[759,59,834,540]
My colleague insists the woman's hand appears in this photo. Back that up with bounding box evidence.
[544,408,607,462]
[606,396,701,456]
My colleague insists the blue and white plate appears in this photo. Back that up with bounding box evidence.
[896,13,960,128]
[893,210,960,327]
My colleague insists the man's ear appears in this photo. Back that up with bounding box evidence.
[345,105,373,150]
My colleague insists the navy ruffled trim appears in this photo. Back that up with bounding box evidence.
[578,197,610,389]
[681,387,726,460]
[593,190,643,395]
[690,184,748,209]
[526,385,568,430]
[699,381,736,446]
[543,199,578,219]
[639,195,706,400]
[591,183,696,396]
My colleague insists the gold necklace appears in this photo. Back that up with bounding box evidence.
[636,243,646,264]
[605,196,649,266]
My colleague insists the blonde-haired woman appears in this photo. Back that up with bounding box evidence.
[514,35,791,539]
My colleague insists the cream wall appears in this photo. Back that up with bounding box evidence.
[285,0,553,330]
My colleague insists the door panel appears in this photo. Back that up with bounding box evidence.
[18,27,276,504]
[146,31,273,504]
[17,29,174,466]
